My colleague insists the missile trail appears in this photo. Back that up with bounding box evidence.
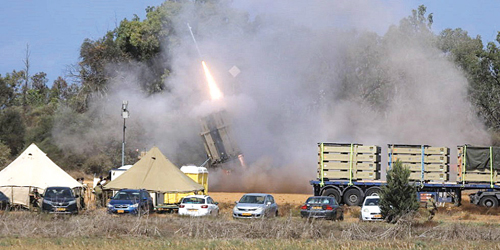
[187,23,202,59]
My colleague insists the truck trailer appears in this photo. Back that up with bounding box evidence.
[310,143,500,207]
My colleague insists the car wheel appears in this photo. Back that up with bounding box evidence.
[275,210,279,217]
[480,196,498,207]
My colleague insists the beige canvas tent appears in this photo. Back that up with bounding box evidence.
[0,143,82,206]
[104,147,204,193]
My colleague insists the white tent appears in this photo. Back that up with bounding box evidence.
[0,143,82,207]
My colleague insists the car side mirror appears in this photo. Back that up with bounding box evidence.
[266,201,271,206]
[215,202,219,205]
[235,201,238,204]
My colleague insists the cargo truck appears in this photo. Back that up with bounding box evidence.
[310,143,500,207]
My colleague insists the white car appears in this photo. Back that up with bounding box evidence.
[360,195,383,221]
[178,195,219,217]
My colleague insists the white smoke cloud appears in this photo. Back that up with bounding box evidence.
[54,0,489,193]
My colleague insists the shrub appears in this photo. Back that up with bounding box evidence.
[379,160,420,223]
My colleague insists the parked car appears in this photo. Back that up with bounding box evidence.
[233,193,278,219]
[360,195,383,221]
[300,196,343,220]
[178,195,219,217]
[41,186,79,214]
[0,191,10,210]
[107,189,154,215]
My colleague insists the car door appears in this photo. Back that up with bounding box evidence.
[204,197,211,214]
[269,195,277,216]
[331,198,340,219]
[207,197,217,214]
[265,195,275,216]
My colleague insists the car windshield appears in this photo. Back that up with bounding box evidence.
[182,197,206,204]
[364,198,380,206]
[44,188,73,199]
[239,195,265,204]
[306,197,332,204]
[113,191,140,200]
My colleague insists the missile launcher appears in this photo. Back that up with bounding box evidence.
[200,110,241,167]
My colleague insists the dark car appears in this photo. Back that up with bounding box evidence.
[41,186,79,214]
[0,191,10,210]
[300,196,343,220]
[107,189,154,215]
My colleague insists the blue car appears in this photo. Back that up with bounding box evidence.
[107,189,154,215]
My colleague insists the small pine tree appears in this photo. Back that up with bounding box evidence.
[379,160,420,223]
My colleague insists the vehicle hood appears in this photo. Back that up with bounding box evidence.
[234,203,267,209]
[363,206,381,213]
[109,199,139,205]
[43,197,75,202]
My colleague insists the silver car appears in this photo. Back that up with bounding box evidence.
[233,193,278,219]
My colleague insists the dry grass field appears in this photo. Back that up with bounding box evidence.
[1,192,500,249]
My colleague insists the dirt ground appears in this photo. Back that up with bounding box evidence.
[208,192,311,206]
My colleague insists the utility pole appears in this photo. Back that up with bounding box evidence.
[121,101,129,166]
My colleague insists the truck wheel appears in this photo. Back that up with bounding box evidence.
[322,189,341,203]
[365,187,381,197]
[480,196,498,207]
[343,189,362,206]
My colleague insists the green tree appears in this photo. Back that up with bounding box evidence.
[438,28,500,133]
[0,76,14,109]
[0,107,26,155]
[379,160,420,223]
[82,153,113,175]
[2,70,25,106]
[0,141,12,169]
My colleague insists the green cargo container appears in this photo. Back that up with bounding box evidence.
[388,163,448,172]
[323,153,381,162]
[320,161,380,171]
[458,172,500,183]
[322,145,381,154]
[409,172,448,182]
[321,170,379,180]
[390,154,449,164]
[389,145,449,155]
